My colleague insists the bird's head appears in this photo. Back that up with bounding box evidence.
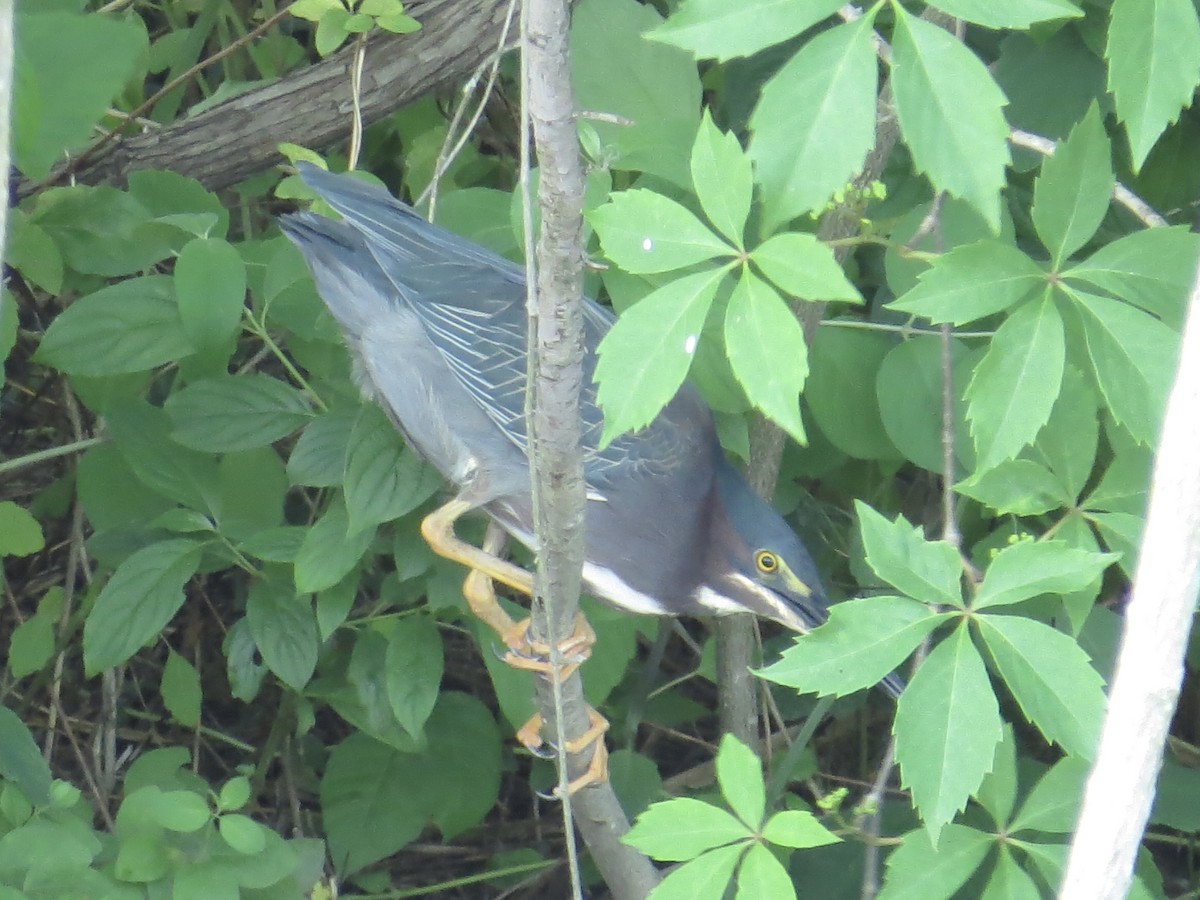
[694,461,832,634]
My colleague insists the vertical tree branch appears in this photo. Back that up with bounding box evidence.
[1059,259,1200,898]
[522,0,659,896]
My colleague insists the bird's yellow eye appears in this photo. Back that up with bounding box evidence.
[755,550,778,574]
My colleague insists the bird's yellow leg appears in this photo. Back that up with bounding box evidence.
[517,707,610,795]
[428,502,595,672]
[422,497,535,598]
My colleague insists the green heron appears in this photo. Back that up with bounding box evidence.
[280,164,899,792]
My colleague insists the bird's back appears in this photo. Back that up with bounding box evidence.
[280,164,716,485]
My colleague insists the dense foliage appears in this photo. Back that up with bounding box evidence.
[4,0,1200,897]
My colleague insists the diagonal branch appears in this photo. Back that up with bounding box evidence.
[18,0,518,197]
[1059,259,1200,898]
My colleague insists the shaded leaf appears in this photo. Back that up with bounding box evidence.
[83,540,205,675]
[246,579,319,691]
[166,375,313,453]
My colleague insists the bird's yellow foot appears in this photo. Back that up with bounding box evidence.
[517,707,610,795]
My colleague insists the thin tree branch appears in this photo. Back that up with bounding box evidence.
[522,0,659,897]
[1059,258,1200,897]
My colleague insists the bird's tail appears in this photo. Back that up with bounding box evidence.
[278,211,397,339]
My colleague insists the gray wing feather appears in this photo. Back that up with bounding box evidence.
[293,163,715,481]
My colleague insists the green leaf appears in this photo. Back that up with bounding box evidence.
[715,735,766,829]
[1032,105,1114,267]
[295,498,377,593]
[1106,0,1200,169]
[855,503,963,605]
[888,241,1044,326]
[0,502,44,557]
[956,460,1070,516]
[590,189,732,274]
[161,650,201,727]
[288,0,341,21]
[322,693,501,874]
[315,7,352,56]
[926,0,1081,28]
[736,842,796,900]
[724,273,807,444]
[1030,365,1099,502]
[385,616,444,739]
[981,846,1043,900]
[104,399,221,516]
[217,775,252,812]
[149,788,211,831]
[760,809,840,849]
[218,814,267,855]
[8,603,56,679]
[877,336,975,474]
[0,705,53,806]
[647,843,745,900]
[893,625,1002,846]
[174,237,247,350]
[7,211,63,293]
[891,8,1011,229]
[594,267,725,444]
[648,0,843,61]
[1009,756,1090,833]
[749,17,878,230]
[344,406,442,536]
[749,232,862,302]
[570,0,701,186]
[806,329,901,460]
[759,595,945,695]
[13,11,146,179]
[974,541,1117,609]
[1064,227,1200,329]
[877,825,993,900]
[690,111,752,246]
[288,405,359,487]
[1072,290,1179,445]
[976,615,1105,758]
[246,579,319,691]
[31,185,170,276]
[974,725,1018,828]
[36,276,192,376]
[966,292,1065,471]
[83,540,205,675]
[624,798,752,861]
[165,375,313,453]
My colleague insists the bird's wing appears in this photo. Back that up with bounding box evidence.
[294,164,716,481]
